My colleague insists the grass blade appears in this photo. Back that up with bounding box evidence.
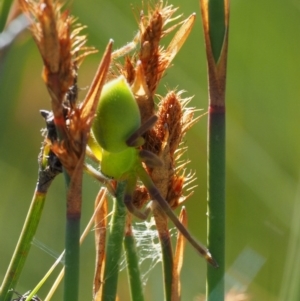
[0,190,46,301]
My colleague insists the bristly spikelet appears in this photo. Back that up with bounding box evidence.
[20,0,72,101]
[132,90,199,212]
[144,91,199,206]
[112,1,195,126]
[139,7,163,94]
[138,3,183,95]
[19,0,95,108]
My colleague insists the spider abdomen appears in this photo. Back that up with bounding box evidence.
[101,148,137,179]
[92,76,141,153]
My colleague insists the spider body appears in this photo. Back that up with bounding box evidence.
[101,148,138,180]
[90,75,218,267]
[92,76,141,153]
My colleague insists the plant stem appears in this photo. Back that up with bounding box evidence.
[160,234,173,301]
[153,212,173,301]
[63,214,80,301]
[0,190,46,301]
[62,163,83,301]
[208,0,226,62]
[102,181,127,301]
[206,106,225,301]
[124,223,145,301]
[199,1,229,299]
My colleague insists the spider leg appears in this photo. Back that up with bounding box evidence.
[111,31,140,60]
[137,165,218,268]
[139,149,163,168]
[124,174,152,220]
[83,163,115,195]
[126,115,158,147]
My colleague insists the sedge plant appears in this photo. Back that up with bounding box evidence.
[0,1,227,300]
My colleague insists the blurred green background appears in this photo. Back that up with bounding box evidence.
[1,0,300,300]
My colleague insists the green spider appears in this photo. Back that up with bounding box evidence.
[89,75,217,268]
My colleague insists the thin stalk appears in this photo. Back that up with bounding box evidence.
[93,189,108,300]
[123,220,145,301]
[25,251,65,301]
[153,212,173,301]
[0,190,46,301]
[199,1,229,300]
[56,112,78,301]
[101,181,127,301]
[208,0,226,62]
[62,161,82,301]
[171,208,187,301]
[206,107,225,300]
[63,213,80,301]
[160,233,173,301]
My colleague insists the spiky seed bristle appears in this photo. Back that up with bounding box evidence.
[139,9,162,94]
[124,57,136,85]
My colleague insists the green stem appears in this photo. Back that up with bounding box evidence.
[159,232,173,301]
[152,212,173,301]
[208,0,226,63]
[102,181,127,301]
[62,161,85,301]
[0,190,46,301]
[63,215,80,301]
[206,106,225,301]
[124,229,145,301]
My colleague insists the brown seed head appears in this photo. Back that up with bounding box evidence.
[19,0,95,110]
[112,3,195,125]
